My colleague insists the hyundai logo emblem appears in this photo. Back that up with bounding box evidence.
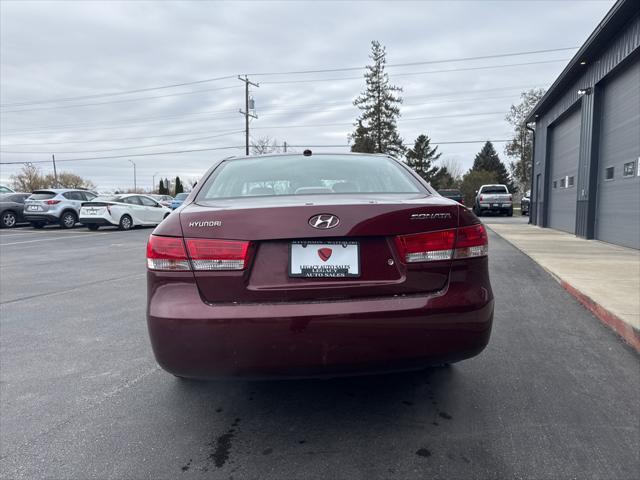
[308,214,340,229]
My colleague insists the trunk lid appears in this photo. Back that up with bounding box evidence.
[179,194,459,303]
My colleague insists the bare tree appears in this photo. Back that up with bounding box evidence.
[439,157,464,181]
[10,164,95,192]
[251,136,281,155]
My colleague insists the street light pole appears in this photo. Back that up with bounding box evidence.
[152,172,159,193]
[128,160,137,192]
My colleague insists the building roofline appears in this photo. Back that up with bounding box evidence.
[526,0,639,123]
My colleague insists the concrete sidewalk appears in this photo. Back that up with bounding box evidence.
[485,221,640,351]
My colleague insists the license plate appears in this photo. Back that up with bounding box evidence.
[27,205,41,211]
[289,241,360,278]
[492,203,499,208]
[84,208,100,215]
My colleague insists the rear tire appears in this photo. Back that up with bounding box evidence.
[31,222,45,229]
[118,214,133,231]
[60,211,77,229]
[87,224,99,231]
[507,208,513,217]
[1,211,17,228]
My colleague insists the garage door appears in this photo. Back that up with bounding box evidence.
[595,60,640,250]
[547,107,581,233]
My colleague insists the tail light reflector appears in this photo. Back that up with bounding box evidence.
[454,224,488,259]
[394,230,456,263]
[185,238,250,271]
[46,199,61,205]
[147,235,190,271]
[395,224,488,263]
[479,195,484,202]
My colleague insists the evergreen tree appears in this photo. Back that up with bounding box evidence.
[431,166,456,190]
[471,141,513,190]
[174,176,184,196]
[158,179,166,195]
[350,40,404,157]
[405,134,441,182]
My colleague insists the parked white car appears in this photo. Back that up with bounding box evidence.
[79,194,171,231]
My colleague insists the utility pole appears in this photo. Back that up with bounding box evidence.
[128,159,137,192]
[283,141,287,153]
[238,75,259,156]
[52,154,58,187]
[152,172,159,193]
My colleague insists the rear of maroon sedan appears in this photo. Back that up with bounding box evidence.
[146,153,493,378]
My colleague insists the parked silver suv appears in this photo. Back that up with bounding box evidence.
[24,189,97,229]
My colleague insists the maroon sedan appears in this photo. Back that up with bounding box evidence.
[146,153,493,378]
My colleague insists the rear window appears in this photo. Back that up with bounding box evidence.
[198,155,423,200]
[438,189,461,197]
[93,195,124,202]
[29,192,57,200]
[175,193,189,200]
[481,185,508,194]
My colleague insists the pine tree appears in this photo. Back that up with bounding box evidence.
[431,166,456,190]
[158,179,166,195]
[174,176,184,196]
[471,141,513,190]
[405,134,441,182]
[350,40,404,157]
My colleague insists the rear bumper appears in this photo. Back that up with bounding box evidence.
[79,216,116,226]
[24,213,59,224]
[147,259,494,378]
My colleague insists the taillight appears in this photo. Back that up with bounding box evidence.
[185,238,250,271]
[147,236,251,271]
[453,224,489,259]
[460,199,465,205]
[394,230,456,263]
[508,195,513,201]
[395,224,488,263]
[46,199,61,205]
[479,195,484,202]
[146,235,191,271]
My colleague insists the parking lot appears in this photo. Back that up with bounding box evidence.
[1,219,638,480]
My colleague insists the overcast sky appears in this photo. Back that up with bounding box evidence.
[0,0,615,191]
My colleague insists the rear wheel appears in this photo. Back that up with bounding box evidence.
[60,211,77,229]
[507,208,513,217]
[1,211,17,228]
[118,214,133,231]
[87,224,99,231]
[31,222,45,229]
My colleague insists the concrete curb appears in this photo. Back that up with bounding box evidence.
[559,280,640,352]
[487,225,640,353]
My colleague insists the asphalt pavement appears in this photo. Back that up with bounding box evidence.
[0,222,638,479]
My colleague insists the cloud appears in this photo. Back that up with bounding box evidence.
[0,0,615,189]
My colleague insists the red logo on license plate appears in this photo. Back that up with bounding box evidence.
[318,248,332,262]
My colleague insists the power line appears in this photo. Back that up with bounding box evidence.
[0,75,237,108]
[246,47,578,76]
[2,82,538,137]
[0,139,513,165]
[260,59,569,85]
[0,130,244,154]
[1,46,576,108]
[1,85,242,113]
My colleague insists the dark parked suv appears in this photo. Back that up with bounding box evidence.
[24,189,97,228]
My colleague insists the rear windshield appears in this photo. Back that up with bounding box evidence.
[439,189,461,197]
[92,195,124,202]
[175,193,189,200]
[29,192,56,200]
[198,155,423,200]
[481,185,508,194]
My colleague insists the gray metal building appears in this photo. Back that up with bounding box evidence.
[527,0,640,249]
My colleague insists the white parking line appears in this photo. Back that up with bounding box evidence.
[0,231,119,246]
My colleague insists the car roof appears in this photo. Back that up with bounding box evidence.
[32,188,92,193]
[223,152,396,162]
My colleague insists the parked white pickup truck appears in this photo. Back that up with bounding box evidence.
[473,184,513,217]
